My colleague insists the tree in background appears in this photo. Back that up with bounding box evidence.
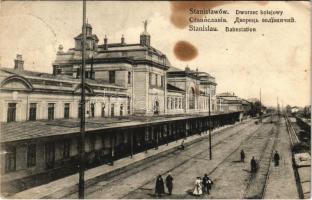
[302,105,311,119]
[286,105,292,115]
[248,101,262,117]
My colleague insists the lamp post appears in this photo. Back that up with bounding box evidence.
[78,0,86,198]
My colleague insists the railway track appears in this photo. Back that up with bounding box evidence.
[284,114,300,147]
[243,119,279,199]
[121,118,273,199]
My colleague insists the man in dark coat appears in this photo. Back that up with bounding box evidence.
[165,173,173,195]
[274,151,280,166]
[155,175,165,197]
[240,150,245,162]
[202,174,213,194]
[251,156,257,173]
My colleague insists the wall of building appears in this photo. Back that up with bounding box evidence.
[0,91,129,123]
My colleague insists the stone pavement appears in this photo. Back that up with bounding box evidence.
[263,119,299,199]
[10,122,240,199]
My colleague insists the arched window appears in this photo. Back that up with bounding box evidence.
[128,72,131,84]
[154,101,159,115]
[189,88,195,109]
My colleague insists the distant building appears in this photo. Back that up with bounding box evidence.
[216,92,244,112]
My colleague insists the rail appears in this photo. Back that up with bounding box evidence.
[284,114,300,147]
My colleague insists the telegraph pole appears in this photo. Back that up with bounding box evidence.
[259,88,262,123]
[208,93,212,160]
[79,0,86,198]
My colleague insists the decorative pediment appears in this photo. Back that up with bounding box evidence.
[0,75,33,91]
[74,83,94,95]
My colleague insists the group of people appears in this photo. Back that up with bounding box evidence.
[155,173,173,197]
[155,173,214,197]
[240,149,281,173]
[193,174,214,196]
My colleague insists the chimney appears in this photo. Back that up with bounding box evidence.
[14,54,24,70]
[104,35,108,50]
[121,34,125,45]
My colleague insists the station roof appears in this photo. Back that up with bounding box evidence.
[167,83,185,93]
[0,112,239,144]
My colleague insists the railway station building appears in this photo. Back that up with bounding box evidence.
[0,23,244,195]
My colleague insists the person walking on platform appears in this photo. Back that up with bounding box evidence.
[165,173,174,195]
[250,156,257,173]
[202,174,213,194]
[193,177,203,196]
[240,150,245,162]
[155,175,165,197]
[274,151,280,166]
[180,139,185,150]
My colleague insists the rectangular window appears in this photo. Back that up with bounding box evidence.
[64,103,70,119]
[109,71,115,84]
[90,136,96,152]
[155,74,158,86]
[111,104,115,117]
[29,103,37,121]
[48,103,55,120]
[90,103,95,117]
[5,146,16,173]
[63,139,70,159]
[7,103,16,122]
[27,144,36,167]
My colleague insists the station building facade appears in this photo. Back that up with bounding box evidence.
[0,23,242,196]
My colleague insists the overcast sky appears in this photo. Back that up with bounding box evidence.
[0,1,310,107]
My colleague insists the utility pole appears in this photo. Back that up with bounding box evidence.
[209,93,212,160]
[277,96,280,118]
[259,88,262,123]
[79,0,86,198]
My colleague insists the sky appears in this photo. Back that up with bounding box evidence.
[0,1,310,107]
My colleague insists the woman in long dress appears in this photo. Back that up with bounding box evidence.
[193,177,203,196]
